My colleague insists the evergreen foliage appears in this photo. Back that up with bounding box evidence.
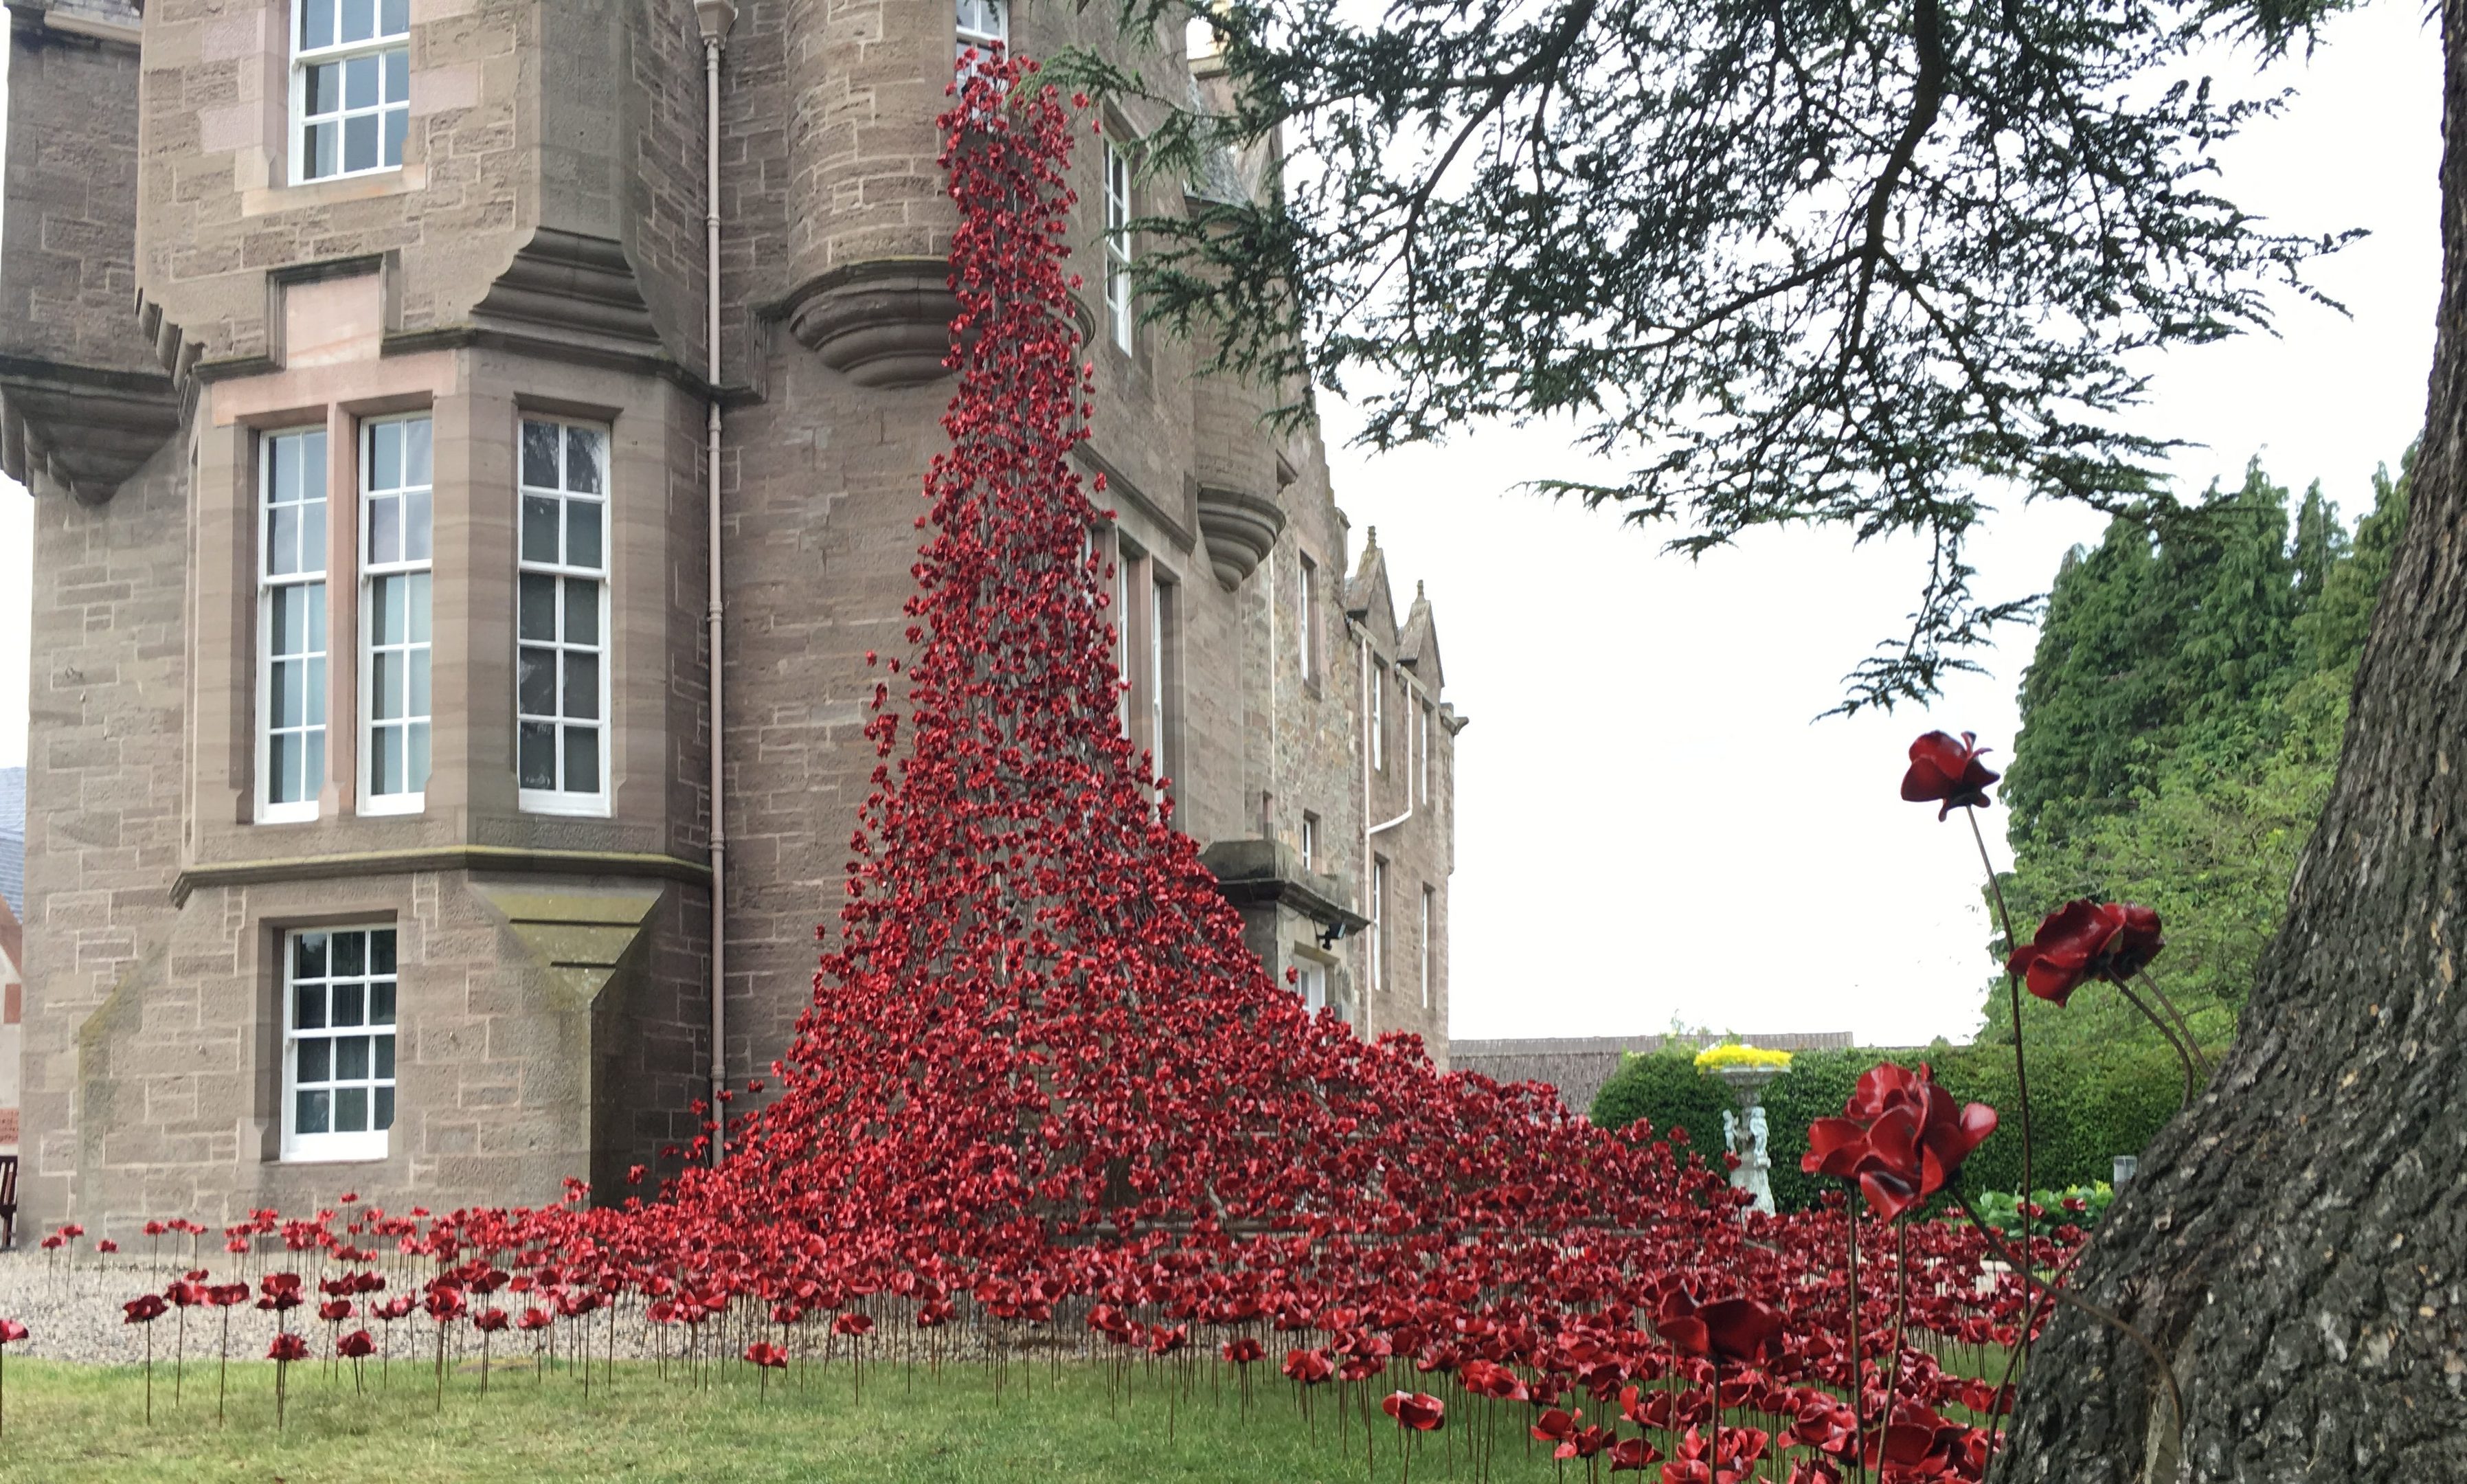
[1060,0,2357,710]
[1586,1046,1733,1152]
[1988,452,2415,1057]
[1592,1044,2186,1212]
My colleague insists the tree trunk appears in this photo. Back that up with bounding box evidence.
[2003,6,2467,1477]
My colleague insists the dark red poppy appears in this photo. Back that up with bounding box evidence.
[122,1294,167,1325]
[1606,1435,1663,1472]
[0,1320,25,1345]
[1654,1292,1784,1368]
[1529,1406,1581,1446]
[1220,1336,1264,1364]
[1900,731,1999,818]
[1382,1391,1445,1430]
[1282,1347,1333,1384]
[2006,899,2164,1005]
[472,1308,510,1335]
[336,1329,376,1359]
[744,1340,789,1369]
[266,1333,311,1362]
[1802,1061,1996,1221]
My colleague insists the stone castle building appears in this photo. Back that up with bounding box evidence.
[0,0,1462,1235]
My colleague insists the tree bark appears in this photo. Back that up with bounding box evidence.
[2003,6,2467,1477]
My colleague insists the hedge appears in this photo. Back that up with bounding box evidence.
[1588,1046,1734,1151]
[1590,1040,2190,1211]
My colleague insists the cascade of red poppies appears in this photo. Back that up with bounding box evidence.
[12,60,2073,1484]
[645,57,1713,1276]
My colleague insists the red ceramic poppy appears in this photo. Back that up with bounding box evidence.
[2007,899,2165,1004]
[744,1340,789,1369]
[1381,1391,1445,1430]
[336,1329,376,1359]
[122,1294,167,1325]
[266,1333,311,1362]
[1900,731,2000,818]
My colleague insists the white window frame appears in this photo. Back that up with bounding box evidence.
[1371,658,1387,772]
[281,925,399,1164]
[1104,140,1135,354]
[956,0,1007,57]
[359,414,433,816]
[1112,539,1134,739]
[258,427,330,824]
[1420,701,1432,803]
[1371,858,1387,993]
[1300,811,1318,872]
[516,417,614,817]
[1296,958,1328,1015]
[1420,885,1434,1010]
[289,0,412,186]
[1147,570,1173,791]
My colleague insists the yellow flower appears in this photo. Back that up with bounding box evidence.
[1693,1044,1794,1072]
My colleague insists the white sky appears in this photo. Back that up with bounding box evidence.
[0,2,2440,1047]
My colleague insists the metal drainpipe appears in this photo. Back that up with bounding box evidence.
[696,0,736,1167]
[1358,625,1372,1039]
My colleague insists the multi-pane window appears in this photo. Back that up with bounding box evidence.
[956,0,1006,56]
[1420,886,1434,1009]
[1371,659,1387,771]
[1296,552,1318,679]
[1147,572,1173,787]
[517,418,611,813]
[1104,142,1134,354]
[363,416,432,811]
[1296,959,1328,1015]
[260,428,330,822]
[1421,702,1433,803]
[294,0,410,182]
[1371,858,1388,992]
[1112,541,1134,738]
[1401,669,1415,786]
[284,926,398,1162]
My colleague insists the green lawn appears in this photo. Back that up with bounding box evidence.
[0,1354,1564,1483]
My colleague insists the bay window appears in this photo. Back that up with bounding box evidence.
[293,0,410,183]
[283,925,398,1162]
[259,428,330,823]
[517,418,611,814]
[361,415,432,811]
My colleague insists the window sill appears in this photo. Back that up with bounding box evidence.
[256,805,322,827]
[278,1142,390,1165]
[359,794,426,818]
[518,789,613,819]
[245,162,426,219]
